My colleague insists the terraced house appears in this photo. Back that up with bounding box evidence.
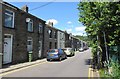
[0,1,45,65]
[43,22,58,57]
[0,1,85,68]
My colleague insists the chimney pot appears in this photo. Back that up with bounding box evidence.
[21,5,28,13]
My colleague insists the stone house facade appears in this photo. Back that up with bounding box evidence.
[43,24,58,57]
[0,1,85,67]
[57,30,65,49]
[0,1,45,64]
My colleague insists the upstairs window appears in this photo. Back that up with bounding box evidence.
[28,19,33,32]
[49,42,52,49]
[39,23,43,33]
[55,42,57,49]
[4,10,14,28]
[48,29,52,38]
[54,31,57,39]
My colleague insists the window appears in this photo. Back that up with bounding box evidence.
[55,42,57,49]
[48,29,52,38]
[54,31,57,39]
[60,33,62,40]
[27,37,33,51]
[4,9,14,28]
[28,19,33,32]
[39,23,43,33]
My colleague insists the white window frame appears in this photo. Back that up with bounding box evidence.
[48,29,52,38]
[27,37,33,52]
[4,9,15,28]
[39,23,43,33]
[28,19,33,32]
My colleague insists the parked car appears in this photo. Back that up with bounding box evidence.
[62,48,75,57]
[47,49,67,61]
[79,47,84,52]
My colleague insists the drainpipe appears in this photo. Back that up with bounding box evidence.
[42,21,46,58]
[0,0,3,69]
[0,53,2,69]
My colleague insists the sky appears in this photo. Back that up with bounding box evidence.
[9,2,86,36]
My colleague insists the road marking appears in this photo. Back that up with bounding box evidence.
[92,68,93,78]
[88,67,91,79]
[0,61,47,76]
[88,67,94,79]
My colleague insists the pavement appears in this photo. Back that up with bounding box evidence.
[0,50,99,78]
[0,59,46,74]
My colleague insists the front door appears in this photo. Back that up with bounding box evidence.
[3,35,13,64]
[38,41,42,58]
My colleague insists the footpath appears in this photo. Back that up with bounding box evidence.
[0,59,46,74]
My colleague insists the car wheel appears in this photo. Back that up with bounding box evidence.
[49,58,52,61]
[59,57,62,61]
[47,59,50,61]
[65,55,67,59]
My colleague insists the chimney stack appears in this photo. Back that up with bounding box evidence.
[0,0,3,3]
[21,5,28,13]
[48,21,53,27]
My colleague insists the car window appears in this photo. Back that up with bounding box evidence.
[68,48,72,51]
[49,49,55,52]
[63,49,67,51]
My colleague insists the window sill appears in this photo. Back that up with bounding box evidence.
[27,31,34,33]
[49,38,52,39]
[4,26,15,29]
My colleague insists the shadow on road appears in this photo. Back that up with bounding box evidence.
[47,58,67,62]
[85,59,92,65]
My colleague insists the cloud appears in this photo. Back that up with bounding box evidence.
[75,26,86,32]
[67,21,72,24]
[66,29,72,33]
[72,32,87,36]
[46,19,58,25]
[73,26,86,36]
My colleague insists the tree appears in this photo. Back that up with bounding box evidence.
[78,2,120,67]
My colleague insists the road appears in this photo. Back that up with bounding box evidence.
[2,49,91,77]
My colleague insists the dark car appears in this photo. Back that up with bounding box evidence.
[47,49,67,61]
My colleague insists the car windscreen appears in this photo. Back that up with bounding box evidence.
[62,49,67,51]
[48,49,57,53]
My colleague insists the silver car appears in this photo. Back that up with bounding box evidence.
[62,48,75,57]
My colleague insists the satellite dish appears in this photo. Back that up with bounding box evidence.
[26,18,31,22]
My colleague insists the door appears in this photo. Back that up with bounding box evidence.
[27,37,33,52]
[38,41,42,58]
[3,35,13,64]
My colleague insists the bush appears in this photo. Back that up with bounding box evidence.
[109,60,120,78]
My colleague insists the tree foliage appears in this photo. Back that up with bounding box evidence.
[78,2,120,63]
